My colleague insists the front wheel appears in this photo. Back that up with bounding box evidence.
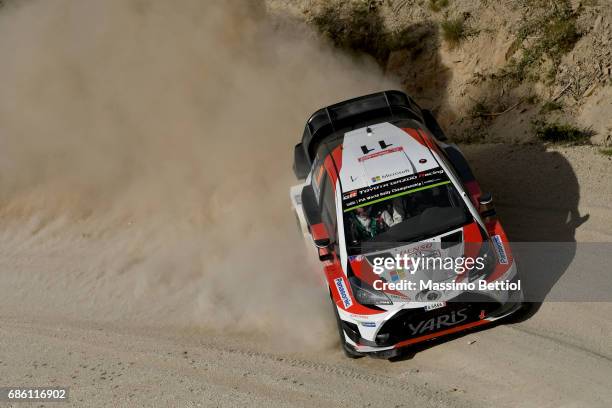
[331,297,364,359]
[505,301,538,324]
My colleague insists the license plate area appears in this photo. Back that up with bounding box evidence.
[424,301,446,311]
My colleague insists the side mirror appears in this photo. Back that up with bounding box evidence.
[293,143,311,180]
[479,192,497,223]
[300,185,335,260]
[301,185,322,227]
[318,248,334,262]
[479,192,493,206]
[314,237,331,248]
[311,223,332,249]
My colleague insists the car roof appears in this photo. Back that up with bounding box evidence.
[342,122,439,191]
[317,120,443,193]
[301,90,424,164]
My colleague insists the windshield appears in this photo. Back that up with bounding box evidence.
[343,181,471,255]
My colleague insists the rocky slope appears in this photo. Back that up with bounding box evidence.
[268,0,612,145]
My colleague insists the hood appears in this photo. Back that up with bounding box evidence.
[348,222,486,303]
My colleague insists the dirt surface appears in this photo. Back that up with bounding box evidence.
[1,145,611,408]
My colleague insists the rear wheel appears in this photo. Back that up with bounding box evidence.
[331,297,364,359]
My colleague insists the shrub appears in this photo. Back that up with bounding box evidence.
[311,1,391,62]
[469,99,489,118]
[541,19,581,58]
[599,148,612,156]
[429,0,449,13]
[500,1,581,82]
[441,18,466,48]
[533,121,593,144]
[310,1,438,65]
[540,100,563,114]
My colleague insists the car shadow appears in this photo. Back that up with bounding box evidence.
[462,143,587,319]
[387,320,504,362]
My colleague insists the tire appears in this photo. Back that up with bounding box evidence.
[505,301,538,324]
[331,298,364,359]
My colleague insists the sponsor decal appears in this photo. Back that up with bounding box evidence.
[334,277,353,309]
[366,169,415,186]
[388,293,410,302]
[342,167,450,211]
[418,249,441,259]
[358,146,404,162]
[360,321,377,327]
[491,235,509,264]
[377,168,411,181]
[390,269,400,282]
[408,308,469,336]
[405,241,432,251]
[397,242,434,258]
[342,190,357,200]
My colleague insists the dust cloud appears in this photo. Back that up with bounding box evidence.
[0,0,396,348]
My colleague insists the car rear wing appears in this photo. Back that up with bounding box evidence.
[293,90,424,179]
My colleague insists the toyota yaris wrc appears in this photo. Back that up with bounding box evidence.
[290,91,524,359]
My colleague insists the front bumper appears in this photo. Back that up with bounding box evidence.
[339,272,524,355]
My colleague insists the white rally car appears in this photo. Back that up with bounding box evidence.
[290,91,524,359]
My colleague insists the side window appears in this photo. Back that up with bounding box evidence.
[439,146,470,190]
[320,174,338,241]
[311,157,325,203]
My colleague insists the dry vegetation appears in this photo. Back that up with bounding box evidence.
[532,120,594,145]
[440,17,467,49]
[269,0,612,146]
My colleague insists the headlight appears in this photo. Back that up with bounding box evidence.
[469,242,496,282]
[348,276,392,305]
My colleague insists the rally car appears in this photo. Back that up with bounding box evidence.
[290,90,524,359]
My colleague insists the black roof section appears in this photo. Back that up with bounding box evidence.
[301,90,423,162]
[292,90,428,180]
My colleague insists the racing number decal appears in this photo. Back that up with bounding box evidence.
[360,139,394,154]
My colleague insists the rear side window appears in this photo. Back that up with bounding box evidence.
[311,153,326,203]
[320,173,338,242]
